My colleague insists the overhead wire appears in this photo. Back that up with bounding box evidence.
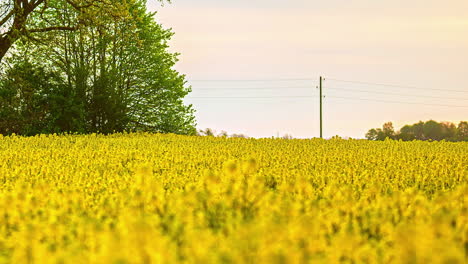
[188,78,315,82]
[184,77,468,108]
[326,96,468,108]
[187,95,467,108]
[188,96,315,99]
[190,85,468,101]
[189,77,468,94]
[326,78,468,93]
[325,87,468,101]
[192,86,311,90]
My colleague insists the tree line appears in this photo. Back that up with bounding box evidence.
[366,120,468,142]
[0,0,196,136]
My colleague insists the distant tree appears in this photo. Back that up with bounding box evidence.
[382,122,395,139]
[441,122,457,141]
[397,125,415,141]
[198,128,215,137]
[423,120,444,141]
[366,122,395,141]
[196,129,250,139]
[368,120,467,142]
[365,128,379,141]
[218,131,228,137]
[230,133,248,139]
[412,121,425,140]
[457,121,468,141]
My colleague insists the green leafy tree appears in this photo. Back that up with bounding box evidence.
[369,120,467,142]
[1,0,99,62]
[366,122,395,141]
[365,128,379,141]
[440,122,457,141]
[422,120,444,141]
[382,122,395,139]
[1,0,195,136]
[0,55,86,135]
[398,125,416,141]
[0,1,169,61]
[198,128,215,137]
[457,121,468,141]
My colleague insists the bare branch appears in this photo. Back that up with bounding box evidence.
[0,9,15,27]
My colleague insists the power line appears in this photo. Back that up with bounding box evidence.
[326,96,468,108]
[319,76,323,138]
[190,85,468,101]
[187,95,468,108]
[188,78,315,82]
[189,77,468,93]
[188,77,468,93]
[326,87,468,101]
[188,96,315,99]
[326,78,468,93]
[192,86,311,90]
[185,76,467,139]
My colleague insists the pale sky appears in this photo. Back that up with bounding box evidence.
[148,0,468,138]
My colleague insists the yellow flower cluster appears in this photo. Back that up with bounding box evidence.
[0,133,466,263]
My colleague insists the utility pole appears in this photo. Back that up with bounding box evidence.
[319,76,323,138]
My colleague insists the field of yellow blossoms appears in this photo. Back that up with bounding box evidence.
[0,133,466,263]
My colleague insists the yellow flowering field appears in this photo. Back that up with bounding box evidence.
[0,133,466,263]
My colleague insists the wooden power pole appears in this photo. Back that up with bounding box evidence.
[320,76,323,138]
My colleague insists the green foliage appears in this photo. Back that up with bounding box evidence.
[456,121,468,141]
[0,0,196,136]
[365,122,395,141]
[0,59,85,135]
[1,1,169,61]
[366,120,468,142]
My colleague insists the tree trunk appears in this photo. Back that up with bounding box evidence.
[0,36,13,63]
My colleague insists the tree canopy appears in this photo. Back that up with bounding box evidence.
[0,0,196,136]
[366,120,467,142]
